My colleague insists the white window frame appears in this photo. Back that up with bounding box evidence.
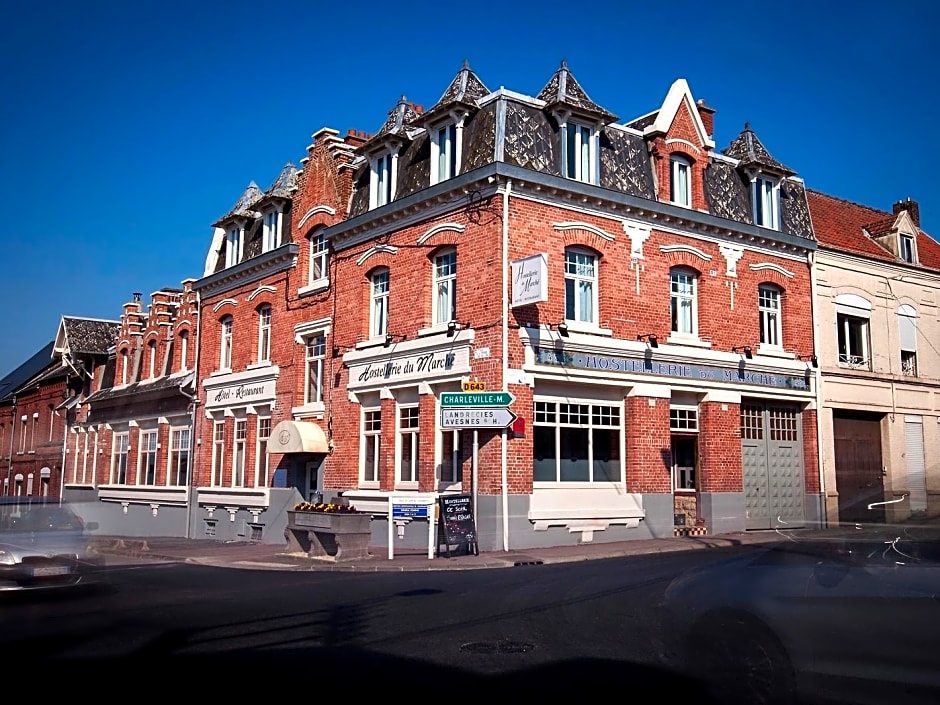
[837,313,871,369]
[262,208,280,253]
[753,175,780,229]
[304,334,326,405]
[225,225,242,267]
[111,431,129,484]
[370,151,396,209]
[178,331,189,371]
[438,428,461,488]
[49,407,55,443]
[211,420,225,486]
[137,429,158,485]
[533,398,624,485]
[360,407,381,486]
[81,432,90,484]
[433,249,457,326]
[899,233,916,263]
[120,349,129,385]
[255,416,271,487]
[670,155,692,207]
[898,304,918,376]
[758,284,783,348]
[232,419,247,488]
[397,404,420,486]
[169,427,190,486]
[220,316,233,371]
[18,416,26,454]
[71,432,81,482]
[308,231,329,286]
[148,341,157,379]
[670,268,698,337]
[563,120,596,184]
[29,412,37,452]
[431,122,458,185]
[370,269,390,339]
[257,306,272,363]
[564,248,598,325]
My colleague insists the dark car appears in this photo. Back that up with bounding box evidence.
[0,498,101,592]
[660,524,940,705]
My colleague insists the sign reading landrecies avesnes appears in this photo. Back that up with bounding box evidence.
[440,391,515,407]
[441,407,518,428]
[511,253,548,308]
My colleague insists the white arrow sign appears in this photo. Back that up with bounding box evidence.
[440,407,518,429]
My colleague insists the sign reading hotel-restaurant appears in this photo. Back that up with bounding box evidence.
[511,253,548,308]
[204,378,277,408]
[347,347,471,390]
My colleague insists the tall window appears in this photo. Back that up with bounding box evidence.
[138,430,158,485]
[372,152,395,208]
[533,401,622,483]
[211,420,225,486]
[220,316,233,370]
[670,155,691,207]
[29,413,37,452]
[433,249,457,325]
[309,232,329,284]
[370,269,390,339]
[899,233,916,263]
[564,248,597,324]
[178,331,189,371]
[18,416,26,454]
[362,408,381,484]
[256,417,271,486]
[753,176,779,229]
[170,427,190,486]
[898,304,918,376]
[111,432,129,484]
[257,306,272,363]
[670,268,698,336]
[120,349,129,385]
[148,340,157,378]
[262,209,280,252]
[433,123,457,184]
[305,335,325,404]
[232,420,247,487]
[398,406,420,484]
[758,285,782,347]
[837,314,870,369]
[49,407,55,442]
[225,225,242,267]
[564,121,594,183]
[440,430,461,485]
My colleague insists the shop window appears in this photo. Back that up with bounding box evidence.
[533,400,622,483]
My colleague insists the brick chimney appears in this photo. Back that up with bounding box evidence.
[893,198,920,227]
[696,99,715,140]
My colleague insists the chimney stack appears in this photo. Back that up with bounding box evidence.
[893,198,920,228]
[696,99,715,140]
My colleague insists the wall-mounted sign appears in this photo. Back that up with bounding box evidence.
[204,377,277,409]
[511,253,548,308]
[347,346,471,390]
[534,347,810,391]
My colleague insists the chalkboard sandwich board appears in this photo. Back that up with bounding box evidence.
[438,493,478,557]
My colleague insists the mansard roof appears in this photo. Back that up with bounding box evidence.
[536,60,617,123]
[212,181,263,227]
[421,61,490,123]
[723,123,795,176]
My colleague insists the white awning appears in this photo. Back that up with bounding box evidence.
[267,420,329,454]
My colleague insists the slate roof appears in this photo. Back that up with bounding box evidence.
[421,61,490,123]
[359,95,423,152]
[723,123,795,176]
[84,370,195,405]
[0,341,55,401]
[263,163,298,200]
[625,111,658,131]
[537,60,617,123]
[807,190,940,268]
[62,317,120,355]
[213,181,263,227]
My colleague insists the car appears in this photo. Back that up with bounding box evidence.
[0,497,102,592]
[660,523,940,705]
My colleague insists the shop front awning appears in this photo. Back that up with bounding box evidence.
[268,420,329,454]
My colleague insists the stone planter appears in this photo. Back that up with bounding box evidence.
[285,511,372,562]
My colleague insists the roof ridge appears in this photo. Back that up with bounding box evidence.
[806,189,890,218]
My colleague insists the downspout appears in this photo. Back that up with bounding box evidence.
[501,178,512,552]
[184,289,202,539]
[808,250,826,527]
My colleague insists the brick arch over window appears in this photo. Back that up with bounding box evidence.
[553,223,614,256]
[416,222,465,247]
[358,250,396,271]
[757,268,791,289]
[661,247,710,270]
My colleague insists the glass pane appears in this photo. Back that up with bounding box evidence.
[565,278,575,320]
[559,428,589,481]
[592,429,621,482]
[533,426,557,482]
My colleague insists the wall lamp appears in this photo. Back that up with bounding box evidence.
[798,354,819,368]
[384,333,406,347]
[447,320,470,337]
[637,333,659,349]
[732,345,754,360]
[554,322,570,338]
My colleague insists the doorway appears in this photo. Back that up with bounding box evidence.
[833,411,885,524]
[672,435,698,527]
[288,456,325,503]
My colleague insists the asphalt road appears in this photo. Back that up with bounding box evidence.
[0,549,740,697]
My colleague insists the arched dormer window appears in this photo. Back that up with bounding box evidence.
[670,155,692,208]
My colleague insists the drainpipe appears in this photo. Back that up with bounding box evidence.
[808,250,826,527]
[184,289,202,539]
[501,179,512,552]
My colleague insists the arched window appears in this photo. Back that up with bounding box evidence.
[370,268,390,339]
[758,284,783,348]
[670,267,698,336]
[220,316,233,370]
[898,304,917,376]
[432,248,457,325]
[564,247,597,325]
[257,305,272,363]
[670,155,692,207]
[178,330,189,371]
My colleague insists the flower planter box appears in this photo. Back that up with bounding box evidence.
[285,511,372,562]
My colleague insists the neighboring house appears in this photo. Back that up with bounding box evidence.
[322,62,821,550]
[807,192,940,523]
[63,285,199,536]
[0,317,118,500]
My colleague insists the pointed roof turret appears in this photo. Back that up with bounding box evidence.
[723,123,795,176]
[263,162,298,200]
[213,181,263,226]
[420,60,490,123]
[359,95,422,153]
[537,60,617,123]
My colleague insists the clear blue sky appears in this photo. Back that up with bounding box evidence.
[1,0,937,376]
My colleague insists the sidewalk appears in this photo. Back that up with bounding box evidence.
[90,529,788,572]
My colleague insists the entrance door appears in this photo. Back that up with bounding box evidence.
[833,412,885,524]
[741,402,805,530]
[288,456,325,502]
[671,436,697,527]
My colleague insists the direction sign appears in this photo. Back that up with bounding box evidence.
[440,391,515,408]
[440,407,518,428]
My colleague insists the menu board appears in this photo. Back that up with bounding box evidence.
[438,493,478,557]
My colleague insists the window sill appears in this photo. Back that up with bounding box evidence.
[417,323,450,337]
[358,481,380,491]
[395,482,419,491]
[756,345,793,359]
[291,402,325,418]
[665,335,711,348]
[437,482,463,492]
[562,322,613,337]
[298,278,329,297]
[355,337,390,351]
[247,362,272,370]
[210,368,233,377]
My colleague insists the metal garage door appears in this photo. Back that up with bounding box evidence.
[742,402,805,530]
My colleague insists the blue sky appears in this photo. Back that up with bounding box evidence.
[1,0,937,376]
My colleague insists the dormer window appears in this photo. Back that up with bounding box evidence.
[670,155,692,207]
[371,152,396,209]
[753,176,780,229]
[432,123,458,185]
[563,120,596,184]
[262,209,281,253]
[225,225,242,267]
[899,233,916,263]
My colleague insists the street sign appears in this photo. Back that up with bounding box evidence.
[440,391,515,407]
[440,407,518,428]
[462,380,486,392]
